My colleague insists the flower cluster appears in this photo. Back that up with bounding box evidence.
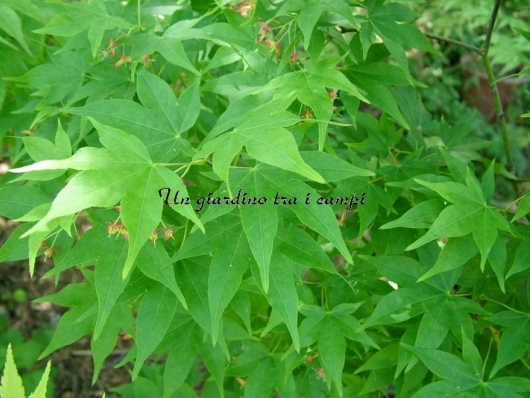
[39,241,58,259]
[233,1,255,18]
[106,221,129,241]
[100,37,150,69]
[149,227,175,247]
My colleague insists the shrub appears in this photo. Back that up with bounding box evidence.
[0,0,529,396]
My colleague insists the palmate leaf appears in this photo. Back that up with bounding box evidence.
[380,200,446,230]
[230,164,353,264]
[33,0,131,57]
[268,252,300,353]
[298,303,371,397]
[357,284,443,331]
[279,0,358,50]
[136,244,187,310]
[208,230,250,345]
[10,120,201,279]
[195,123,325,185]
[67,70,201,161]
[163,320,200,398]
[132,283,178,380]
[402,344,481,391]
[365,1,440,84]
[253,60,367,151]
[487,311,530,378]
[91,303,132,384]
[94,237,129,340]
[229,166,278,293]
[0,344,25,398]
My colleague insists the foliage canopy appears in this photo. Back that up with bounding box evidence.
[0,0,529,396]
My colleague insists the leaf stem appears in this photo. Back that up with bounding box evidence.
[482,338,493,376]
[481,295,527,315]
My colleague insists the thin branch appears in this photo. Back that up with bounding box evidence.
[423,0,519,195]
[425,33,481,54]
[482,0,502,56]
[481,52,519,194]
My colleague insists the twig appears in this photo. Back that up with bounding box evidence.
[482,0,502,56]
[425,33,481,54]
[425,0,520,195]
[479,0,519,194]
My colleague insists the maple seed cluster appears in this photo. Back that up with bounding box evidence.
[233,1,255,18]
[39,241,58,259]
[258,20,281,58]
[149,227,175,247]
[106,221,129,241]
[101,37,150,69]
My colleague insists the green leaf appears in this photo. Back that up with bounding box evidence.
[0,5,31,55]
[402,344,480,386]
[283,0,357,50]
[208,231,250,344]
[512,193,530,221]
[256,66,367,150]
[485,377,530,395]
[39,304,96,359]
[268,252,300,352]
[300,151,375,181]
[418,235,478,282]
[413,299,450,351]
[94,238,129,340]
[0,344,25,398]
[414,178,485,205]
[33,0,131,57]
[91,303,130,384]
[0,186,51,219]
[462,329,483,380]
[506,240,530,280]
[27,359,51,398]
[197,339,226,396]
[0,223,31,262]
[406,202,483,251]
[121,166,164,279]
[244,357,277,398]
[170,214,241,263]
[319,318,346,397]
[488,233,507,292]
[380,200,446,230]
[487,312,530,378]
[254,165,353,263]
[218,128,326,183]
[133,284,178,380]
[231,169,278,293]
[43,225,110,278]
[176,257,212,333]
[156,166,204,233]
[163,321,199,398]
[358,285,442,330]
[277,226,338,275]
[137,244,187,310]
[355,344,399,373]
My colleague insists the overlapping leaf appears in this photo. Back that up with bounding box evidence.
[10,119,202,279]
